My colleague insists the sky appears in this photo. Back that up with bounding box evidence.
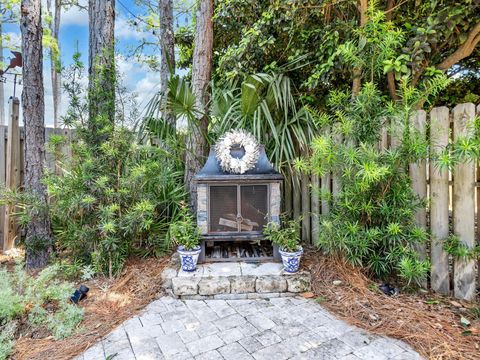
[1,0,189,127]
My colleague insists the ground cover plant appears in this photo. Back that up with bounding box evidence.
[7,255,171,360]
[0,263,84,360]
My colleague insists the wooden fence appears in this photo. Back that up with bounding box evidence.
[289,103,480,300]
[0,98,72,251]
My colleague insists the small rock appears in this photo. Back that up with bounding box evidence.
[301,292,315,298]
[332,280,342,286]
[450,300,462,308]
[460,316,471,327]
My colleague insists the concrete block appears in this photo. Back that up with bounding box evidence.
[161,267,178,289]
[198,277,231,295]
[230,276,256,293]
[213,293,248,300]
[180,294,210,300]
[247,292,281,299]
[185,334,224,356]
[203,262,242,277]
[286,273,311,293]
[241,262,284,276]
[172,277,199,296]
[255,275,287,293]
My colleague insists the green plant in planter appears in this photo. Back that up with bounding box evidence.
[169,204,200,250]
[264,219,301,253]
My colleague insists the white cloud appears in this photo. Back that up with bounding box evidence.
[61,2,88,27]
[116,55,159,113]
[133,71,160,105]
[115,16,150,41]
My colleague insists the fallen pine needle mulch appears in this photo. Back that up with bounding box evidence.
[9,250,480,360]
[12,255,171,360]
[303,250,480,360]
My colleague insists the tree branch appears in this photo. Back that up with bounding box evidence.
[438,22,480,71]
[352,0,368,97]
[385,0,398,100]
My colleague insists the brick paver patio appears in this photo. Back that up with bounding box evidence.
[76,296,422,360]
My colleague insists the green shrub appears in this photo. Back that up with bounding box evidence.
[295,79,452,285]
[44,128,186,277]
[169,203,200,250]
[263,218,301,252]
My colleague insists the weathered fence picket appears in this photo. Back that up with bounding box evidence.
[301,173,311,243]
[452,103,477,300]
[321,173,330,216]
[429,106,450,294]
[311,174,320,243]
[409,110,428,271]
[0,120,72,251]
[3,98,21,251]
[0,125,5,246]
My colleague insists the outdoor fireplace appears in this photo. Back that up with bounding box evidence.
[194,134,283,263]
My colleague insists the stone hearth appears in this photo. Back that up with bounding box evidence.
[162,261,311,300]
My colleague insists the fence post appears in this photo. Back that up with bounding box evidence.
[332,132,342,196]
[321,173,331,215]
[293,173,301,222]
[477,104,480,291]
[3,97,20,252]
[311,174,320,244]
[409,110,428,286]
[453,103,476,300]
[321,128,331,216]
[0,125,5,248]
[429,107,450,294]
[301,173,311,243]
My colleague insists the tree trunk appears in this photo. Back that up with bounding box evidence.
[185,0,213,209]
[351,0,368,97]
[50,0,61,128]
[20,0,53,268]
[88,0,115,144]
[0,20,5,125]
[385,0,398,101]
[159,0,175,125]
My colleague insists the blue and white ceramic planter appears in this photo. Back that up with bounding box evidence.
[178,246,202,272]
[279,246,303,273]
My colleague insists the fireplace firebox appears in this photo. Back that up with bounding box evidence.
[194,145,283,263]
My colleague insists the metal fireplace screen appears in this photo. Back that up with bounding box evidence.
[209,185,268,233]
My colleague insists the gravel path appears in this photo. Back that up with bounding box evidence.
[75,296,422,360]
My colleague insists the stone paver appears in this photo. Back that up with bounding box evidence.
[77,296,423,360]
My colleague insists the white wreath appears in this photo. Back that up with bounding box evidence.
[215,130,260,174]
